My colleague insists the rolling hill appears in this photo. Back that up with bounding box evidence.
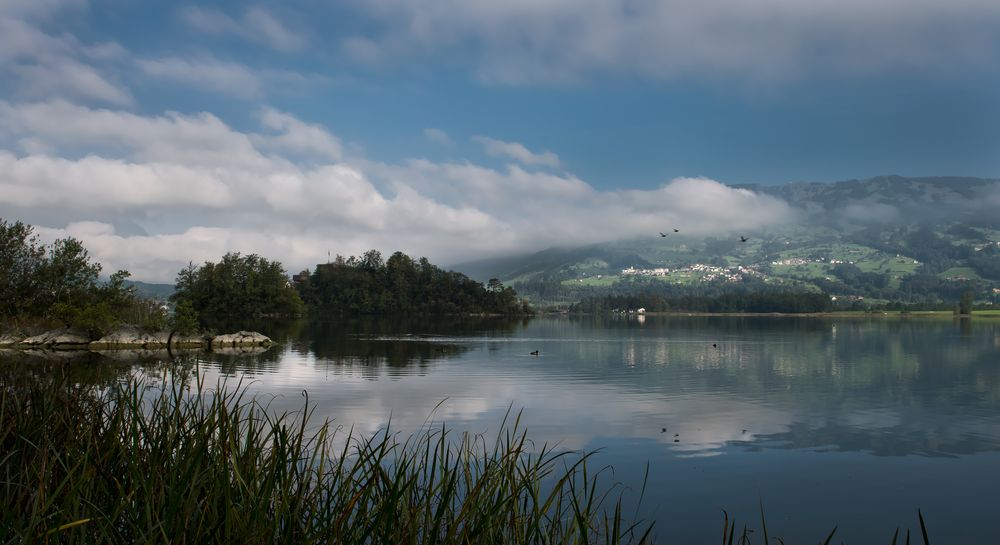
[451,176,1000,307]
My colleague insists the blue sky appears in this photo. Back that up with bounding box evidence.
[1,0,998,280]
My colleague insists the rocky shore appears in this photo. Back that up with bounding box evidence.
[0,327,272,353]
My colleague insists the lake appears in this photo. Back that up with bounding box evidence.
[15,315,1000,543]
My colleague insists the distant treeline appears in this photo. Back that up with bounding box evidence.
[297,250,531,316]
[4,219,529,331]
[571,291,832,314]
[172,252,306,331]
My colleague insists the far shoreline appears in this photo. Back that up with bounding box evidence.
[553,310,1000,319]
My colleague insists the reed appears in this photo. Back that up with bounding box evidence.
[0,365,652,544]
[719,504,931,545]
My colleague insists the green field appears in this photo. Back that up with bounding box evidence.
[562,274,620,287]
[854,255,920,275]
[563,257,610,273]
[771,261,830,279]
[774,242,876,262]
[767,241,922,284]
[937,267,982,280]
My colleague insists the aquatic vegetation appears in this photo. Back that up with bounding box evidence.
[720,504,932,545]
[0,365,650,544]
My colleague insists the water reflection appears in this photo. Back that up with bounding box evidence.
[179,315,1000,459]
[746,420,1000,457]
[3,315,1000,542]
[0,352,171,388]
[295,317,523,368]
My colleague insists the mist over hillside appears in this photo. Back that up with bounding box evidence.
[745,175,1000,226]
[451,176,1000,307]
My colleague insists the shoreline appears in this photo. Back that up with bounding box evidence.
[0,328,274,352]
[554,310,999,319]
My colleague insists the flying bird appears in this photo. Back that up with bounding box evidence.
[659,232,668,237]
[740,236,749,242]
[673,228,679,233]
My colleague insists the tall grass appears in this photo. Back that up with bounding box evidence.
[717,503,931,545]
[0,365,652,544]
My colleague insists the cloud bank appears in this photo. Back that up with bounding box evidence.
[0,99,794,282]
[342,0,1000,83]
[179,6,306,52]
[0,2,131,105]
[473,136,561,168]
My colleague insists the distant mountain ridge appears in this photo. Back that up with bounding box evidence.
[742,175,999,222]
[451,175,1000,307]
[124,279,174,301]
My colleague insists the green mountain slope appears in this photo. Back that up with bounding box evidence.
[124,279,175,301]
[450,176,1000,307]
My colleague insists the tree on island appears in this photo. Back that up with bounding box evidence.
[171,252,305,328]
[297,250,531,316]
[0,218,141,335]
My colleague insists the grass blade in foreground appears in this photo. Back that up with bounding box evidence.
[0,364,651,544]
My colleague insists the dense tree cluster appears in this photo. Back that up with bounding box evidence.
[0,219,150,335]
[571,291,833,314]
[171,252,305,328]
[297,250,531,316]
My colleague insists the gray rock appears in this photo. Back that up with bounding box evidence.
[19,328,91,349]
[168,334,206,349]
[210,331,272,350]
[0,332,24,347]
[90,326,169,350]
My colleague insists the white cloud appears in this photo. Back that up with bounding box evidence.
[12,59,131,106]
[242,7,305,52]
[473,136,560,168]
[0,0,87,20]
[134,55,327,101]
[0,100,268,169]
[423,127,452,146]
[341,35,384,64]
[340,0,1000,83]
[839,202,901,225]
[180,5,306,52]
[0,14,131,105]
[136,57,263,99]
[255,108,343,161]
[0,100,795,282]
[0,151,234,208]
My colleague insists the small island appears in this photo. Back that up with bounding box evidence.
[0,219,280,357]
[1,219,533,358]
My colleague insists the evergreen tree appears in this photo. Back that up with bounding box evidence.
[171,252,305,327]
[301,250,531,316]
[0,218,136,335]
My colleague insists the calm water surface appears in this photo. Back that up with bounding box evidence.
[25,316,1000,543]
